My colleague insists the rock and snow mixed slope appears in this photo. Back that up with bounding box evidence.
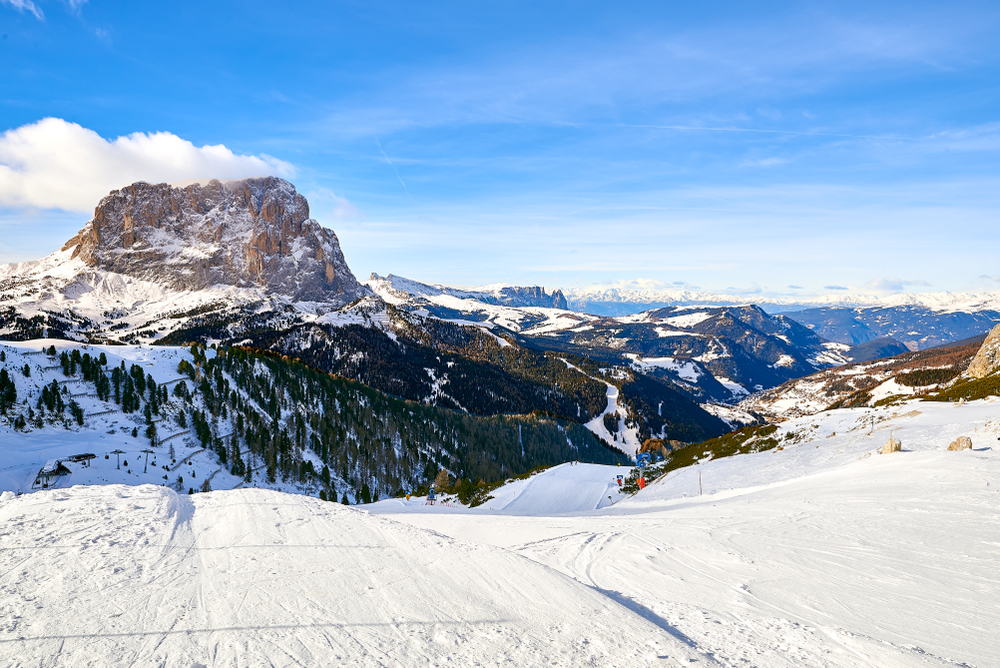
[742,334,985,421]
[0,177,369,344]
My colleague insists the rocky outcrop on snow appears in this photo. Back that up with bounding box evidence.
[966,324,1000,379]
[947,436,972,451]
[62,177,367,304]
[881,436,902,454]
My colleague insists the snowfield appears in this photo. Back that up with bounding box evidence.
[1,340,998,666]
[372,398,1000,668]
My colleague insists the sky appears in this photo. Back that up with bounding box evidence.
[1,0,999,299]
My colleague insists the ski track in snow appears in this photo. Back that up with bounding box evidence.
[558,358,642,456]
[0,487,711,667]
[374,400,1000,668]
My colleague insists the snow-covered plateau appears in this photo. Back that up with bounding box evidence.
[2,366,998,666]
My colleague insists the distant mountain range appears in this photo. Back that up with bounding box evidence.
[563,285,1000,314]
[562,287,1000,351]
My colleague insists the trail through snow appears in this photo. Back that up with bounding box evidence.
[0,486,711,667]
[559,358,642,455]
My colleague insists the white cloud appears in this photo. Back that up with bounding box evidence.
[0,118,295,211]
[1,0,43,20]
[860,277,932,293]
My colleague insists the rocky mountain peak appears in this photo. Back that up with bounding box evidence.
[61,177,367,304]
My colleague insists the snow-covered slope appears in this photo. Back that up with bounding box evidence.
[373,395,1000,667]
[367,272,588,334]
[368,273,567,309]
[0,485,712,667]
[0,339,250,496]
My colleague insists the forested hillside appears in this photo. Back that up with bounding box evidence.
[0,342,627,501]
[162,304,729,446]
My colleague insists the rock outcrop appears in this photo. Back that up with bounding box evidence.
[947,435,972,451]
[967,324,1000,379]
[61,177,367,304]
[881,436,901,454]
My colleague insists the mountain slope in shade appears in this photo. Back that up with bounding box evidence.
[783,305,1000,350]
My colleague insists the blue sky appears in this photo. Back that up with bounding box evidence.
[1,0,999,297]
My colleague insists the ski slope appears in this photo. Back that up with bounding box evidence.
[0,486,711,667]
[372,397,1000,668]
[372,462,630,515]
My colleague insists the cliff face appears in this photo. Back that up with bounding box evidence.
[61,177,366,304]
[967,323,1000,379]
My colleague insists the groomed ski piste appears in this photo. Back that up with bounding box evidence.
[1,338,998,666]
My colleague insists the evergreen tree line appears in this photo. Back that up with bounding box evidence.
[182,347,628,501]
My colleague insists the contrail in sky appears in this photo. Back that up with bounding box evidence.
[372,132,413,201]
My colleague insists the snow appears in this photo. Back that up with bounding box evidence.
[663,312,712,328]
[808,342,853,367]
[0,485,710,667]
[770,353,796,368]
[371,397,1000,668]
[654,326,702,338]
[714,376,749,399]
[868,378,916,404]
[628,354,703,383]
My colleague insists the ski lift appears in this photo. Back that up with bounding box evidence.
[33,459,71,489]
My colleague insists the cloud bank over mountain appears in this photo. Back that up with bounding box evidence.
[0,118,294,211]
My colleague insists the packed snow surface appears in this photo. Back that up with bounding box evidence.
[0,486,709,667]
[373,398,1000,668]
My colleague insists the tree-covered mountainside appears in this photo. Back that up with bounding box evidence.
[160,303,730,447]
[0,342,628,501]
